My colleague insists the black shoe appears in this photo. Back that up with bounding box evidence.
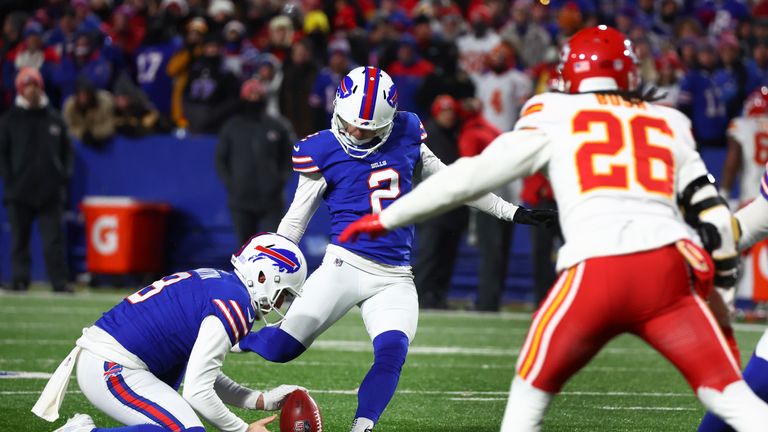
[53,284,74,294]
[11,281,29,291]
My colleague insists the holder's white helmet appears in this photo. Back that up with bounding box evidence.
[332,66,398,158]
[231,232,307,326]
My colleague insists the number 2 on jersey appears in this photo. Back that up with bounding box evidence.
[127,272,192,304]
[574,110,674,196]
[368,168,400,214]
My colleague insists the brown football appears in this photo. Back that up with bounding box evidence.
[279,389,323,432]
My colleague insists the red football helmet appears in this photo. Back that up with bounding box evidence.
[558,25,639,94]
[744,87,768,117]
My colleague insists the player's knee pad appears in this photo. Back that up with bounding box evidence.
[372,330,409,372]
[249,327,306,363]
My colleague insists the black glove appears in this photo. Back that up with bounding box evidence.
[512,207,558,227]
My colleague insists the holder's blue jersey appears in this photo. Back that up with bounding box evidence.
[95,269,256,383]
[292,111,425,266]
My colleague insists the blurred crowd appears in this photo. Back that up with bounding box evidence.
[1,0,768,147]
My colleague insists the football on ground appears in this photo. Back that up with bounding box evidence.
[280,389,323,432]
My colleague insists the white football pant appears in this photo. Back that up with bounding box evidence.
[280,248,419,345]
[76,349,204,430]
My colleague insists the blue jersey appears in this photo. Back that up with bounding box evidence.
[95,269,255,385]
[678,69,728,141]
[292,111,426,266]
[135,38,181,115]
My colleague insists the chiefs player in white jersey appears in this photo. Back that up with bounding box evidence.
[721,87,768,304]
[339,26,768,431]
[721,87,768,204]
[700,164,768,431]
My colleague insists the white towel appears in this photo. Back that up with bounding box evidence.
[31,345,82,422]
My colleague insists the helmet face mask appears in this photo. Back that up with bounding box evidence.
[231,233,307,326]
[332,66,398,158]
[557,25,639,94]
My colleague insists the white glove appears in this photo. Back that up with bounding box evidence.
[260,385,307,410]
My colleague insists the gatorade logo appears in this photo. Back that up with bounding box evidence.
[92,215,118,255]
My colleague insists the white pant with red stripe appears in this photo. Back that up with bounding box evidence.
[76,349,204,431]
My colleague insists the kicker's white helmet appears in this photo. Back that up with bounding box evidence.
[231,232,307,326]
[332,66,398,158]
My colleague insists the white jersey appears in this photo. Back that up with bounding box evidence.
[728,116,768,202]
[514,93,705,269]
[471,69,532,132]
[381,92,711,271]
[735,163,768,250]
[456,32,501,74]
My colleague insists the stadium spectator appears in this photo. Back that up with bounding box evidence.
[413,95,466,310]
[415,43,475,115]
[279,38,317,139]
[457,4,501,74]
[113,74,163,137]
[136,17,182,119]
[207,0,235,36]
[253,53,284,120]
[678,41,729,147]
[221,20,259,79]
[167,17,207,129]
[715,33,750,119]
[747,38,768,93]
[0,68,72,293]
[388,35,434,118]
[411,14,452,70]
[62,78,115,147]
[2,22,60,103]
[215,79,292,244]
[266,15,294,63]
[470,43,531,133]
[53,31,114,103]
[182,34,239,134]
[435,7,466,43]
[500,1,552,69]
[654,52,684,107]
[71,0,102,32]
[457,98,508,312]
[309,39,352,131]
[634,36,659,85]
[521,172,560,307]
[101,5,145,59]
[46,7,78,60]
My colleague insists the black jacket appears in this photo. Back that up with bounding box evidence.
[216,107,292,212]
[0,103,73,206]
[420,119,468,230]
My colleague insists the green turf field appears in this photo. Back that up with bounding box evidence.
[0,290,763,431]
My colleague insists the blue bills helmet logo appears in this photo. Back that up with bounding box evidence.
[250,245,300,274]
[386,83,398,108]
[337,75,354,99]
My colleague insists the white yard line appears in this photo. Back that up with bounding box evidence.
[599,406,698,411]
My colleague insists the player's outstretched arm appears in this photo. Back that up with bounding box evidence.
[340,129,550,242]
[418,144,557,227]
[382,129,550,229]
